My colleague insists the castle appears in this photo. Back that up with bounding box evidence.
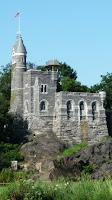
[10,33,108,144]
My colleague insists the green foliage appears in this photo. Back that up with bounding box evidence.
[82,163,96,175]
[3,149,24,168]
[0,113,14,143]
[62,77,90,92]
[1,177,112,200]
[56,157,60,163]
[37,65,46,71]
[0,143,24,170]
[100,136,112,144]
[61,142,88,156]
[27,62,45,71]
[0,63,14,143]
[0,169,14,183]
[90,72,112,110]
[0,169,29,183]
[57,62,77,92]
[0,63,11,101]
[27,62,36,69]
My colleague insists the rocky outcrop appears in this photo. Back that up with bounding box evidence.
[50,138,112,181]
[20,133,68,180]
[20,134,112,181]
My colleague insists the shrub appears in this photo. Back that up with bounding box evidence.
[0,143,24,170]
[0,168,14,183]
[0,169,29,183]
[82,163,96,175]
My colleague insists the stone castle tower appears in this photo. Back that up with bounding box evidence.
[10,33,108,145]
[10,33,27,116]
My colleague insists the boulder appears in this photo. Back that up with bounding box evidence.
[20,133,68,179]
[50,138,112,181]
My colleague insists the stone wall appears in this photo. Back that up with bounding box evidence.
[53,92,108,144]
[10,65,108,145]
[23,70,57,134]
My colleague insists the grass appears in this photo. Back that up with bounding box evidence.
[1,176,112,200]
[61,142,88,156]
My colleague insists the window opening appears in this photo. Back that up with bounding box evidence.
[40,101,45,111]
[41,85,44,93]
[92,102,96,120]
[80,101,84,120]
[67,101,71,120]
[44,85,47,93]
[41,84,47,93]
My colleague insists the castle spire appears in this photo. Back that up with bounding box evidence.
[10,31,27,115]
[15,34,27,54]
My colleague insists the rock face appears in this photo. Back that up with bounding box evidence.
[20,135,112,181]
[50,138,112,181]
[20,133,68,180]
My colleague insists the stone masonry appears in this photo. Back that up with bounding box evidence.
[10,33,108,145]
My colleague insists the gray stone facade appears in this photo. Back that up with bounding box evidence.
[10,34,108,144]
[53,91,108,144]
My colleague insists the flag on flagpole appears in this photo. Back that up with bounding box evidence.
[13,12,19,17]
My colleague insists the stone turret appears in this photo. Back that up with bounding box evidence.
[45,59,59,81]
[45,59,60,71]
[10,33,27,116]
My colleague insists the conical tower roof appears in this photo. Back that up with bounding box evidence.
[14,34,27,54]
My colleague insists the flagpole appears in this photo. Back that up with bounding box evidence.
[19,11,20,34]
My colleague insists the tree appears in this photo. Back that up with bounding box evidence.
[62,77,90,92]
[90,73,112,110]
[37,65,46,71]
[27,62,36,69]
[0,63,14,143]
[57,62,77,91]
[0,63,11,102]
[27,62,45,71]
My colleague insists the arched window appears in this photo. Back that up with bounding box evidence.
[44,85,47,93]
[92,102,96,120]
[41,84,47,93]
[40,101,45,111]
[67,101,71,110]
[80,101,84,120]
[67,101,72,120]
[41,85,44,93]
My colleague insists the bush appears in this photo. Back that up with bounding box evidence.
[82,163,96,175]
[0,169,29,183]
[0,168,14,183]
[0,143,24,170]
